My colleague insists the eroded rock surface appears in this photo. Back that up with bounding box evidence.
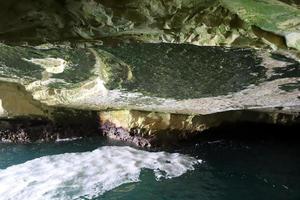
[1,43,299,114]
[0,0,299,145]
[0,0,299,50]
[221,0,300,50]
[99,109,299,147]
[0,42,299,145]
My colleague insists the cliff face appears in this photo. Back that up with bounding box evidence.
[0,0,299,146]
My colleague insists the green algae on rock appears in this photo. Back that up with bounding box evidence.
[220,0,300,50]
[99,43,267,99]
[0,42,299,115]
[0,42,299,145]
[0,0,262,48]
[0,0,299,146]
[1,0,299,51]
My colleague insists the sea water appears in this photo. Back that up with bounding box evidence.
[0,137,299,200]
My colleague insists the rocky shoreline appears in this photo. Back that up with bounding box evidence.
[0,43,299,147]
[1,108,299,147]
[0,117,99,144]
[0,0,299,147]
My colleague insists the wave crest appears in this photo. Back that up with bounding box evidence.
[0,146,201,200]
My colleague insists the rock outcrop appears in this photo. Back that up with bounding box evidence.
[221,0,300,50]
[0,0,299,146]
[0,43,299,145]
[0,0,299,50]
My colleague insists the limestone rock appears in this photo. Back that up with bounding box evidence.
[0,42,299,145]
[1,0,299,50]
[1,0,299,146]
[0,82,47,119]
[220,0,300,50]
[0,42,299,116]
[99,109,299,146]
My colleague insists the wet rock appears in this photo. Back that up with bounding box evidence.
[0,0,299,146]
[0,117,99,143]
[99,110,300,147]
[0,43,299,145]
[101,121,151,147]
[1,43,299,115]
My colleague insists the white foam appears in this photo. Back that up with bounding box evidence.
[0,146,201,200]
[0,99,6,117]
[55,137,82,142]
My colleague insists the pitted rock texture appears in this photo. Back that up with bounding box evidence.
[0,43,299,117]
[0,0,299,145]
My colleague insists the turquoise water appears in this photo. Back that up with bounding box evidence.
[0,136,300,200]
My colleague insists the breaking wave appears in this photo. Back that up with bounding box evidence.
[0,146,201,200]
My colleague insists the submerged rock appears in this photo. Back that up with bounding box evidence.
[0,42,299,145]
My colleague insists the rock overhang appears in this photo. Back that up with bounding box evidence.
[0,43,299,116]
[0,0,299,51]
[0,0,299,145]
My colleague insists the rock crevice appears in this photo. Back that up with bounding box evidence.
[0,0,299,146]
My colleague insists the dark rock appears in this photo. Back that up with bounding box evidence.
[101,122,152,148]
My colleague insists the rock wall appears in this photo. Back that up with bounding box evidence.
[1,0,299,50]
[0,0,299,146]
[99,109,299,146]
[0,42,299,145]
